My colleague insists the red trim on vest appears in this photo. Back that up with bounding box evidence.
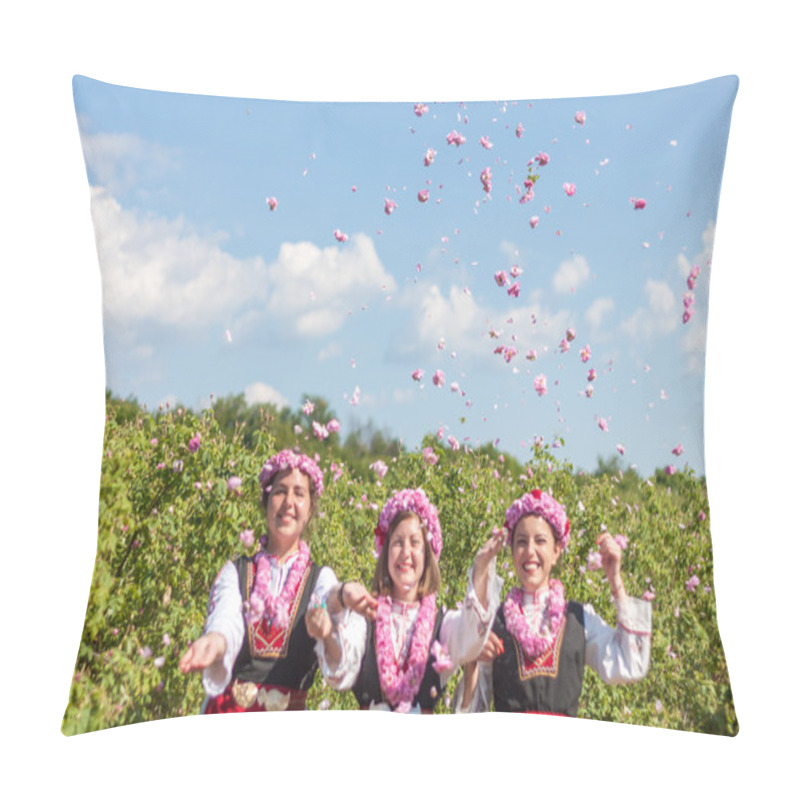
[204,683,308,713]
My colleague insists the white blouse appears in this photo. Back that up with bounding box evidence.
[454,590,652,713]
[202,553,337,697]
[317,564,502,712]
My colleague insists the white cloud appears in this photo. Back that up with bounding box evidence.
[81,132,177,195]
[92,187,267,329]
[317,342,342,361]
[244,382,289,408]
[552,255,590,294]
[390,281,569,362]
[90,189,394,341]
[264,233,396,338]
[620,280,678,339]
[585,297,615,333]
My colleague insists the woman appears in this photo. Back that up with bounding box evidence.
[306,488,504,713]
[456,488,651,715]
[178,449,337,712]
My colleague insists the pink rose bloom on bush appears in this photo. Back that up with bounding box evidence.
[422,447,439,466]
[312,421,329,441]
[586,551,602,571]
[447,435,460,452]
[326,419,341,434]
[187,434,200,453]
[665,464,677,476]
[227,476,242,492]
[240,529,255,547]
[370,460,388,479]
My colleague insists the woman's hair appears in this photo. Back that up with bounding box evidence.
[371,510,441,599]
[260,467,319,541]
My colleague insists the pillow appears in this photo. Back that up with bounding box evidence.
[64,74,738,735]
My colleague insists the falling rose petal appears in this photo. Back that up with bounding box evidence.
[580,345,591,363]
[446,130,466,146]
[480,167,493,194]
[687,265,700,290]
[515,123,524,138]
[266,196,278,211]
[534,151,549,166]
[422,447,439,465]
[432,369,445,388]
[665,465,677,476]
[437,338,445,350]
[575,110,586,126]
[529,216,539,229]
[224,329,232,343]
[414,103,429,116]
[384,198,398,215]
[326,419,341,434]
[447,435,460,451]
[494,270,508,287]
[598,418,609,432]
[424,148,437,166]
[563,183,576,197]
[509,264,523,278]
[526,349,537,361]
[351,186,357,192]
[333,229,348,242]
[630,197,647,210]
[312,421,329,441]
[350,386,360,406]
[412,368,424,382]
[672,443,684,456]
[507,282,520,298]
[302,399,315,416]
[616,443,625,455]
[533,374,547,396]
[559,338,570,354]
[370,460,388,479]
[418,189,430,203]
[585,385,594,398]
[565,327,576,342]
[479,136,493,149]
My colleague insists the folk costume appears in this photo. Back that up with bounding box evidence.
[455,489,651,716]
[317,488,500,713]
[199,449,337,712]
[202,546,337,712]
[454,585,651,715]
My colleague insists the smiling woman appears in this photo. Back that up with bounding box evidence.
[178,449,338,712]
[304,488,505,713]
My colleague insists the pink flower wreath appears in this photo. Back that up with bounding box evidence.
[503,488,570,548]
[374,488,442,560]
[258,449,324,498]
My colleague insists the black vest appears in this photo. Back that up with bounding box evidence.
[492,601,585,716]
[352,608,444,711]
[231,555,321,691]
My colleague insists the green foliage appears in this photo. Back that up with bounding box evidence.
[62,394,737,735]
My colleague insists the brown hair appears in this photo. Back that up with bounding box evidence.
[371,510,441,599]
[260,467,320,543]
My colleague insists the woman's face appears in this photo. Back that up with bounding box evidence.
[512,514,561,594]
[266,468,312,556]
[387,515,426,602]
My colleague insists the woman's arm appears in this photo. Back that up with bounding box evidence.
[178,561,245,696]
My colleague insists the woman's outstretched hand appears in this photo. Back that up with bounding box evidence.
[178,632,227,674]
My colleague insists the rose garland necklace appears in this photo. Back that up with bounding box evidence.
[374,592,437,713]
[503,579,567,660]
[246,541,310,630]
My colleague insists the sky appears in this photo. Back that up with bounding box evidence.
[74,76,735,477]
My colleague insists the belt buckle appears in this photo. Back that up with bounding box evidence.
[257,687,291,712]
[231,680,258,709]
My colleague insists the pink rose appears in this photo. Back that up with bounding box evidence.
[563,182,576,197]
[507,282,520,298]
[574,110,586,126]
[447,435,460,452]
[494,270,508,287]
[529,215,539,229]
[418,189,430,203]
[412,368,424,382]
[534,151,549,166]
[227,476,242,492]
[515,123,524,138]
[414,103,428,117]
[672,443,684,456]
[580,345,592,363]
[424,148,436,166]
[432,369,445,387]
[370,460,388,479]
[187,435,200,453]
[479,136,493,149]
[266,196,278,211]
[598,418,609,432]
[240,529,255,547]
[446,130,466,146]
[630,197,646,210]
[422,447,439,466]
[333,229,348,242]
[326,419,341,434]
[533,374,547,396]
[384,198,398,215]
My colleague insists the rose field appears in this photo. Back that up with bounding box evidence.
[61,395,737,736]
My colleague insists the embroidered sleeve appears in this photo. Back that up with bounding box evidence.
[438,560,503,673]
[202,561,245,697]
[583,596,652,685]
[315,609,368,691]
[453,661,493,714]
[313,565,339,601]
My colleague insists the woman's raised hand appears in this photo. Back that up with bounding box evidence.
[596,532,627,599]
[341,581,378,621]
[471,530,505,608]
[178,632,227,674]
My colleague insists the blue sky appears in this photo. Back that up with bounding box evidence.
[74,75,736,477]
